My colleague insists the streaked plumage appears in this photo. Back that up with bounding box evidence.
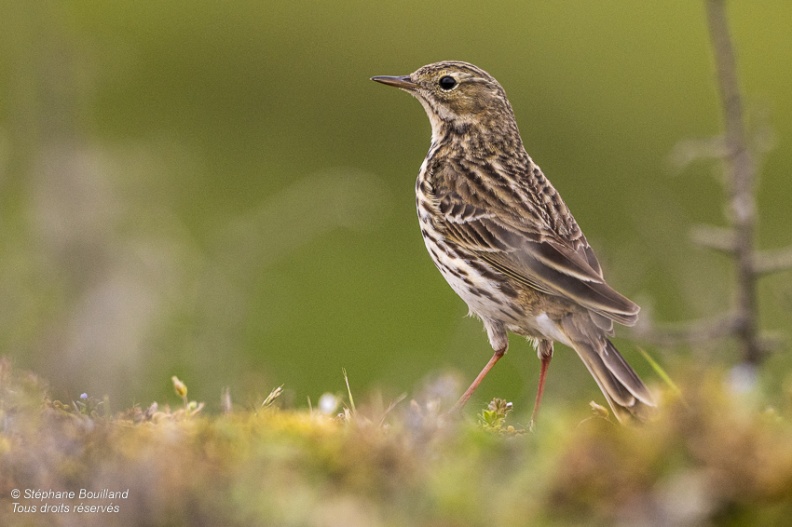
[372,61,654,422]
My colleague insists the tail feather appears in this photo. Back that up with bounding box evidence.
[571,338,655,422]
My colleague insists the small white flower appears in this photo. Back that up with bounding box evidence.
[318,393,340,415]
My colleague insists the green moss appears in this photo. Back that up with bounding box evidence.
[2,358,792,526]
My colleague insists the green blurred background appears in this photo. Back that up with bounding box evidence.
[1,1,790,413]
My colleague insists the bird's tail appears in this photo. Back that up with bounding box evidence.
[570,337,656,422]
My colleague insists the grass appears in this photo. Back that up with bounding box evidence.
[2,357,792,526]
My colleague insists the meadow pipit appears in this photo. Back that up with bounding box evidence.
[372,61,655,422]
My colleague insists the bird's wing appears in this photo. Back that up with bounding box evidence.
[431,181,639,326]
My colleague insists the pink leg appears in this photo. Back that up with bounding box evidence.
[450,347,506,413]
[530,340,554,427]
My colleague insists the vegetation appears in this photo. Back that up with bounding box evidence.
[2,358,792,526]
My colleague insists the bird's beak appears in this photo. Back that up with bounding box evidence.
[371,75,416,90]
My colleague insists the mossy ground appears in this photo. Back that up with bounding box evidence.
[2,357,792,526]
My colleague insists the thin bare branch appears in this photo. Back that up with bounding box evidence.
[636,2,789,366]
[634,313,784,354]
[753,246,792,276]
[634,313,740,347]
[690,224,737,254]
[706,0,762,364]
[668,136,728,171]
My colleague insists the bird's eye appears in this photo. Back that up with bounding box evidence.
[438,76,457,90]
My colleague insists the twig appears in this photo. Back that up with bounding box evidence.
[641,1,792,363]
[707,0,764,364]
[753,246,792,276]
[635,313,739,347]
[690,224,737,254]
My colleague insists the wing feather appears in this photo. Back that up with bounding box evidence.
[431,181,639,326]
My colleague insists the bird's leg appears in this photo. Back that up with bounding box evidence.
[530,339,554,428]
[450,345,506,414]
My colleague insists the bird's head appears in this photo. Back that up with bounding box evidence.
[372,61,517,138]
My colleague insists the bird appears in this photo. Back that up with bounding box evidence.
[371,61,655,423]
